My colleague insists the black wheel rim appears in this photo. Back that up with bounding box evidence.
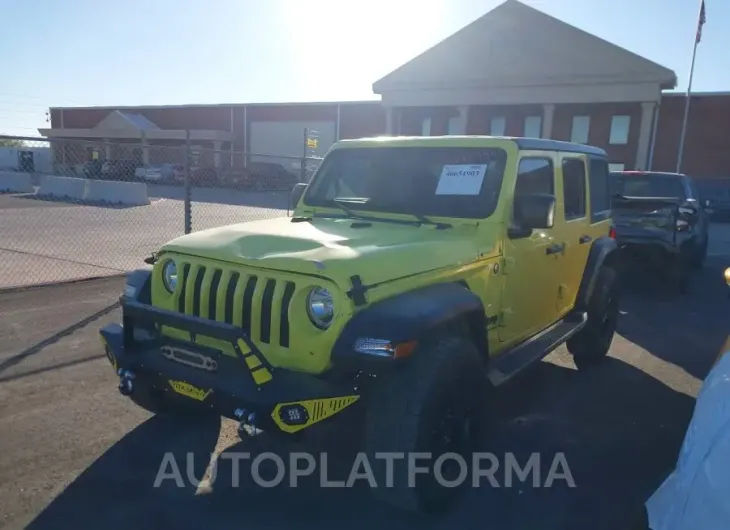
[415,381,481,510]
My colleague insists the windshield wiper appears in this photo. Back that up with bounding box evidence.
[332,197,369,219]
[331,197,451,229]
[408,212,452,229]
[367,198,452,229]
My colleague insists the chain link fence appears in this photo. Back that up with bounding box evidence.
[0,134,323,290]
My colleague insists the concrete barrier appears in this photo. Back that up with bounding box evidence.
[0,171,34,193]
[38,175,87,200]
[84,179,150,206]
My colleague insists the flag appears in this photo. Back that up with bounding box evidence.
[696,0,706,43]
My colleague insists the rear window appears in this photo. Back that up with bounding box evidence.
[610,172,686,199]
[304,146,508,219]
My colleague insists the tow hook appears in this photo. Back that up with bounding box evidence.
[118,369,136,396]
[234,408,262,438]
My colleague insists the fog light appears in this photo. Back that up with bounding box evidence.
[279,404,309,425]
[119,375,134,396]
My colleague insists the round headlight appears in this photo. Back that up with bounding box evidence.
[306,287,334,329]
[162,260,178,292]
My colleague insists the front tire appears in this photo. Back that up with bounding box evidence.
[364,334,489,514]
[567,266,619,365]
[690,237,708,270]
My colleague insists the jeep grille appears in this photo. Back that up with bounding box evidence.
[175,262,296,348]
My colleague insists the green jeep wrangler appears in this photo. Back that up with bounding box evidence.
[100,136,620,513]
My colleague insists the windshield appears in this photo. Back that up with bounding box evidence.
[302,146,507,219]
[610,173,686,199]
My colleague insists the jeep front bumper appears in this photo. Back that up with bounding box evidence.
[100,299,360,434]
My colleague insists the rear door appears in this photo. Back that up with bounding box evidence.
[556,154,591,316]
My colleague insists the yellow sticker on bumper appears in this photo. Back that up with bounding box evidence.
[272,395,360,433]
[168,380,212,401]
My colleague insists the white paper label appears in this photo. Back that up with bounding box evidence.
[435,164,487,196]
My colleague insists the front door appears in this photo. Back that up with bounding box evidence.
[498,152,563,346]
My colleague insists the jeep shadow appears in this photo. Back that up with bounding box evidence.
[26,354,689,530]
[26,413,222,530]
[618,256,730,379]
[193,356,695,530]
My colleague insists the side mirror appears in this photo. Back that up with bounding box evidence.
[514,193,556,230]
[289,182,307,211]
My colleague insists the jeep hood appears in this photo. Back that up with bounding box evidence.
[160,216,498,287]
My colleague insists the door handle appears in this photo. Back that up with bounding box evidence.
[546,243,565,255]
[579,234,593,244]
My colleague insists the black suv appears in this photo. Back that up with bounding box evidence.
[609,171,710,291]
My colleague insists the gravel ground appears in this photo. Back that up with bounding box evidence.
[0,257,729,529]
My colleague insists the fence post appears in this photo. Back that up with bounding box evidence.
[184,130,192,234]
[300,127,308,183]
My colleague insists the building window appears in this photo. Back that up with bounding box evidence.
[562,158,587,220]
[570,116,590,144]
[609,116,631,145]
[447,116,459,135]
[421,117,432,136]
[524,116,542,138]
[608,163,625,172]
[490,117,506,136]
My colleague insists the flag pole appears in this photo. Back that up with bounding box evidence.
[676,0,704,174]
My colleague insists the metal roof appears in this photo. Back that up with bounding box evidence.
[514,138,607,156]
[336,135,607,157]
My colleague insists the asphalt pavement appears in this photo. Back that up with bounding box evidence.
[1,258,729,529]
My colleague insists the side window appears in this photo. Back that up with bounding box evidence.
[515,157,554,196]
[684,177,697,200]
[588,157,610,222]
[562,158,587,220]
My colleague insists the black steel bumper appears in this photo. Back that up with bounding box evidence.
[100,299,361,433]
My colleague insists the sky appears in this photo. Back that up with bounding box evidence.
[0,0,726,137]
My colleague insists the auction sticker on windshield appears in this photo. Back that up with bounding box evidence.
[435,164,487,195]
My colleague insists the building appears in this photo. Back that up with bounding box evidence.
[39,0,730,179]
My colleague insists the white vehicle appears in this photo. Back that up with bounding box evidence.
[136,163,184,182]
[641,268,730,529]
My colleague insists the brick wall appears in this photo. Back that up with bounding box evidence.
[653,94,730,177]
[51,92,730,178]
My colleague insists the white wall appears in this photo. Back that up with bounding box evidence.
[0,146,53,173]
[248,120,335,172]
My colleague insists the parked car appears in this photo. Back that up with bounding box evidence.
[101,136,619,514]
[609,171,710,291]
[136,163,185,183]
[82,159,103,179]
[698,183,730,221]
[101,159,141,181]
[246,161,299,190]
[214,163,298,191]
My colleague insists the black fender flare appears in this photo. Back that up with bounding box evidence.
[575,236,619,310]
[331,282,488,369]
[124,268,152,304]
